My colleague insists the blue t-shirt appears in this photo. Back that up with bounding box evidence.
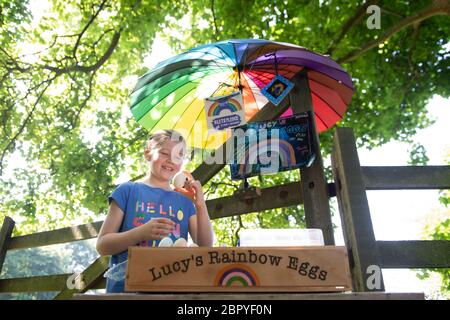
[106,181,196,293]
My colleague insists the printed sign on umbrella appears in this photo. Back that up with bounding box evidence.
[129,39,354,150]
[204,91,246,131]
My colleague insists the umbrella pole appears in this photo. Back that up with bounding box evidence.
[241,177,249,189]
[289,69,335,245]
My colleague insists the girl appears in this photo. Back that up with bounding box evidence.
[96,129,214,292]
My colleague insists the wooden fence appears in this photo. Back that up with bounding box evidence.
[331,127,450,292]
[0,127,449,299]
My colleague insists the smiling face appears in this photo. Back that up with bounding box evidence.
[144,139,186,183]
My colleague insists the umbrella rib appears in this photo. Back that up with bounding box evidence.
[134,60,233,94]
[133,69,235,121]
[242,73,269,109]
[132,67,224,110]
[310,81,347,115]
[191,45,238,64]
[308,77,349,106]
[209,44,238,66]
[171,91,203,139]
[240,43,250,70]
[163,69,236,124]
[314,109,329,130]
[167,71,237,131]
[249,51,346,73]
[145,80,206,130]
[244,43,273,73]
[246,70,275,86]
[250,62,299,75]
[251,57,351,83]
[247,70,335,129]
[311,91,343,118]
[183,72,237,150]
[206,71,238,98]
[157,49,234,71]
[185,105,207,150]
[183,49,239,77]
[241,73,258,109]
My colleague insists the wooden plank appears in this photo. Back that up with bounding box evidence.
[125,246,352,293]
[193,95,291,186]
[0,274,107,293]
[0,274,71,293]
[73,292,425,300]
[289,70,335,245]
[53,256,110,300]
[208,182,303,219]
[362,166,450,190]
[331,127,385,292]
[0,216,15,275]
[8,221,102,251]
[89,277,107,290]
[378,240,450,268]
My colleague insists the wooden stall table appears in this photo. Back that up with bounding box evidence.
[73,292,425,300]
[73,246,424,300]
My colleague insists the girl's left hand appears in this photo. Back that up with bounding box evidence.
[184,180,205,208]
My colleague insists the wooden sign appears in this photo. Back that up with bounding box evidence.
[125,246,352,292]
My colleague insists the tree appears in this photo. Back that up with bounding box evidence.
[0,0,448,245]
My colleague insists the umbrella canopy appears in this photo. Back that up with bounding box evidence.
[130,39,354,150]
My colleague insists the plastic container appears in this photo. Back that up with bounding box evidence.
[104,260,128,282]
[238,229,324,247]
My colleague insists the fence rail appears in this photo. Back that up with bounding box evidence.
[361,166,450,190]
[377,240,450,268]
[8,222,103,251]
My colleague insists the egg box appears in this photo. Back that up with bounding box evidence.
[124,246,351,292]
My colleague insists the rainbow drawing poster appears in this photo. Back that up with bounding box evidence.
[230,112,315,179]
[204,92,246,131]
[260,74,294,106]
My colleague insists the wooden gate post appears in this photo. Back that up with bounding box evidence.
[289,69,335,245]
[0,216,15,276]
[331,127,385,291]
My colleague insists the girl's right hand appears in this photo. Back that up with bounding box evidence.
[138,218,175,241]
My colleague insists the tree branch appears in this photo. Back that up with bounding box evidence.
[44,30,121,75]
[210,0,219,41]
[326,0,379,55]
[380,7,405,18]
[0,78,55,175]
[72,0,109,60]
[337,0,450,64]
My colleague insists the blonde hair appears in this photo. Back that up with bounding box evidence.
[145,129,187,152]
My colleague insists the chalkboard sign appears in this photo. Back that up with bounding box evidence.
[229,112,315,180]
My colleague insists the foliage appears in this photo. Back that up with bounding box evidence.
[416,215,450,299]
[408,143,430,165]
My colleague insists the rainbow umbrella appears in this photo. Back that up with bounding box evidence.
[130,39,353,150]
